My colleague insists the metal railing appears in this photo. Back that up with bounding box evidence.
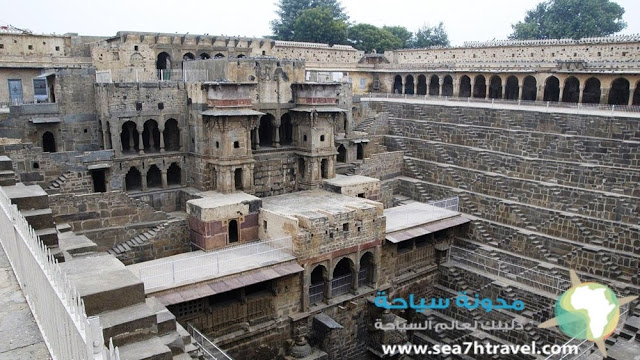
[96,68,209,83]
[0,188,118,360]
[447,246,572,295]
[136,237,293,290]
[428,196,459,212]
[358,268,369,288]
[364,92,640,115]
[187,323,233,360]
[331,273,353,297]
[309,283,324,305]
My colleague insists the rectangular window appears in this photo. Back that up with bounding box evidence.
[33,78,48,102]
[359,78,366,89]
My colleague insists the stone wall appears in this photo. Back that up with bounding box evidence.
[354,151,403,180]
[115,217,189,265]
[253,151,298,198]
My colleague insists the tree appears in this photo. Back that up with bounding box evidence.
[382,26,413,49]
[292,7,348,45]
[510,0,626,40]
[271,0,348,41]
[348,24,403,53]
[413,23,450,48]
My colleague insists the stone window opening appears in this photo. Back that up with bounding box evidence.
[33,162,39,169]
[473,75,486,98]
[146,165,162,189]
[216,141,220,148]
[228,219,239,243]
[459,76,471,98]
[337,144,346,163]
[234,168,243,190]
[608,78,630,105]
[142,119,161,152]
[404,75,415,95]
[393,75,403,94]
[55,46,59,51]
[125,167,142,191]
[343,223,349,232]
[320,135,325,142]
[259,115,274,147]
[298,158,305,180]
[280,113,293,145]
[164,118,180,151]
[522,76,537,101]
[91,170,107,193]
[167,163,181,186]
[505,76,519,100]
[356,143,364,160]
[583,78,602,104]
[562,77,580,103]
[199,53,210,60]
[331,258,354,297]
[442,75,454,96]
[156,52,171,80]
[303,135,307,142]
[417,75,427,95]
[429,75,440,96]
[358,252,374,288]
[543,76,560,102]
[234,141,240,149]
[42,131,56,153]
[489,75,503,99]
[309,265,327,305]
[320,159,328,179]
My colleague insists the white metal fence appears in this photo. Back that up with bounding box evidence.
[95,69,209,83]
[0,188,118,360]
[187,323,233,360]
[428,196,459,212]
[365,92,640,115]
[136,237,293,290]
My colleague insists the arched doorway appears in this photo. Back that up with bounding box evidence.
[163,119,180,151]
[582,78,601,104]
[393,75,403,94]
[562,77,580,103]
[234,168,243,190]
[125,167,142,191]
[332,258,353,297]
[298,158,306,180]
[504,76,519,100]
[522,76,537,101]
[42,131,56,153]
[416,75,427,95]
[142,120,160,152]
[608,78,630,105]
[544,76,560,102]
[199,53,210,60]
[228,219,238,243]
[147,165,162,189]
[429,75,440,96]
[321,159,329,179]
[337,144,347,163]
[489,75,502,99]
[120,121,139,153]
[473,75,486,98]
[358,252,374,288]
[183,53,195,62]
[156,52,171,80]
[442,75,453,97]
[459,76,471,98]
[280,113,293,145]
[356,143,364,160]
[214,53,225,58]
[309,265,326,305]
[259,115,274,147]
[167,163,181,186]
[404,75,415,95]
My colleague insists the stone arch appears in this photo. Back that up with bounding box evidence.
[234,168,243,190]
[416,75,427,95]
[167,162,181,186]
[543,76,560,102]
[404,75,415,95]
[358,251,375,287]
[280,113,293,145]
[163,118,180,151]
[156,52,171,70]
[562,76,580,103]
[608,78,630,105]
[473,75,486,98]
[332,257,354,297]
[321,159,329,179]
[309,264,327,305]
[633,81,640,105]
[522,76,537,101]
[214,53,225,58]
[393,75,403,94]
[142,119,160,152]
[228,219,239,243]
[429,75,440,96]
[489,75,502,99]
[582,78,601,104]
[337,144,347,163]
[199,52,210,60]
[121,121,139,153]
[356,143,364,160]
[146,164,162,189]
[125,167,142,191]
[42,131,56,153]
[183,52,195,61]
[459,75,471,98]
[442,75,453,97]
[504,76,519,100]
[259,114,274,147]
[237,54,246,58]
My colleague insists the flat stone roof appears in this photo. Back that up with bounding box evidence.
[262,189,380,217]
[384,202,460,233]
[323,174,379,187]
[188,191,260,210]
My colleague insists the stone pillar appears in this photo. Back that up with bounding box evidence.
[141,171,148,191]
[253,128,260,150]
[628,88,635,106]
[578,86,585,104]
[518,86,523,100]
[439,79,444,97]
[328,156,335,178]
[274,125,281,148]
[127,125,135,151]
[470,80,475,98]
[501,81,507,99]
[325,275,333,301]
[401,80,406,94]
[137,124,145,154]
[426,79,431,97]
[601,88,608,104]
[159,126,165,153]
[559,86,565,102]
[351,262,359,295]
[161,169,168,189]
[454,81,460,98]
[485,84,490,100]
[413,80,417,95]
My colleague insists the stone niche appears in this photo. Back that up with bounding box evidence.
[186,191,261,251]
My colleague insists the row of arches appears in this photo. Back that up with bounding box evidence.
[309,252,374,305]
[156,51,244,70]
[253,113,293,149]
[392,74,640,105]
[120,119,180,154]
[124,162,182,192]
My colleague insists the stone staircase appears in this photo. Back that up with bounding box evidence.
[108,223,164,258]
[47,171,74,193]
[0,156,17,186]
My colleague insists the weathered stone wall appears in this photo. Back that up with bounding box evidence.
[354,150,403,180]
[115,217,189,265]
[253,152,298,198]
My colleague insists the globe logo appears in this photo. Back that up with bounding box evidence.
[539,270,637,357]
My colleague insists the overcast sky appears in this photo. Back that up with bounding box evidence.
[2,0,639,46]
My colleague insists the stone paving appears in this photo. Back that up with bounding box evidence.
[0,245,50,360]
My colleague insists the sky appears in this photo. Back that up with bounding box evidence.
[2,0,639,46]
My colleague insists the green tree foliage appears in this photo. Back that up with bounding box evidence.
[271,0,348,41]
[348,24,403,52]
[382,26,413,49]
[292,7,348,45]
[413,23,450,48]
[510,0,626,40]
